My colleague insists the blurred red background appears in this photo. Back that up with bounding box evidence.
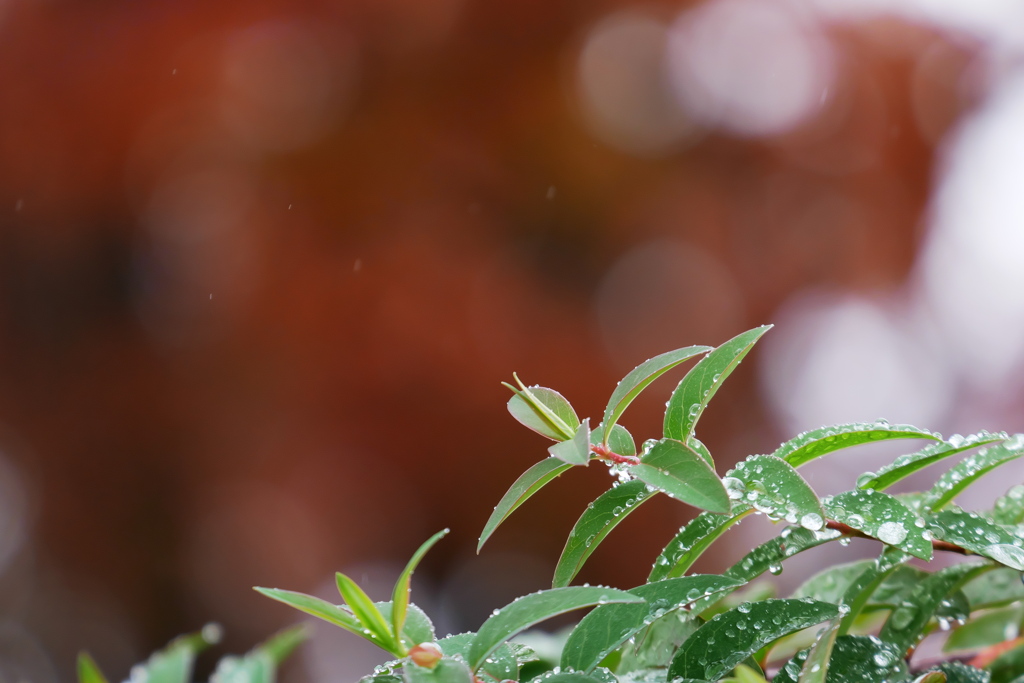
[2,0,1023,680]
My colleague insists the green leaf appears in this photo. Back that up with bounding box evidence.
[561,575,743,673]
[923,436,1024,512]
[601,345,711,444]
[824,489,932,560]
[437,633,518,681]
[358,676,403,683]
[252,624,309,666]
[392,529,447,647]
[255,587,372,643]
[648,508,753,582]
[913,672,949,683]
[792,560,875,604]
[553,479,655,587]
[993,485,1024,526]
[337,573,401,654]
[594,423,637,456]
[664,326,771,442]
[929,662,990,683]
[77,653,110,683]
[879,562,990,654]
[796,618,841,683]
[403,657,474,683]
[467,586,643,671]
[835,549,909,635]
[539,675,611,683]
[478,457,575,552]
[989,641,1024,683]
[962,568,1024,610]
[773,635,906,683]
[928,509,1024,571]
[629,438,730,513]
[506,379,579,441]
[773,422,942,469]
[134,626,222,683]
[689,436,714,467]
[668,599,840,682]
[550,419,592,465]
[375,602,435,645]
[945,604,1024,653]
[857,432,1007,492]
[724,454,824,528]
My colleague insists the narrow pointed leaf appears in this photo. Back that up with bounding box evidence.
[824,489,932,560]
[392,529,448,645]
[774,636,907,683]
[254,624,309,666]
[549,419,592,465]
[836,549,909,634]
[337,573,400,653]
[945,604,1024,653]
[668,599,840,682]
[858,432,1007,492]
[649,508,753,582]
[478,458,574,552]
[792,559,875,604]
[629,438,730,513]
[923,436,1024,512]
[773,422,942,469]
[664,326,771,442]
[992,485,1024,526]
[375,602,435,645]
[553,479,655,587]
[928,509,1024,571]
[797,618,842,683]
[506,379,578,441]
[879,562,991,653]
[594,422,636,456]
[725,454,824,527]
[134,627,220,683]
[77,653,110,683]
[255,587,370,642]
[437,633,518,681]
[561,575,743,673]
[467,586,642,670]
[601,345,712,443]
[962,568,1024,610]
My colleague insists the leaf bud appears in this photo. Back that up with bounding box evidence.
[408,642,444,669]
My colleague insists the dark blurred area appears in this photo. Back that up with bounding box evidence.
[3,0,1024,680]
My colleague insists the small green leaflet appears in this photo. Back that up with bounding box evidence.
[403,657,474,683]
[437,633,518,681]
[649,508,754,582]
[928,508,1024,571]
[663,326,771,442]
[375,602,436,646]
[601,345,711,444]
[922,436,1024,512]
[928,662,990,683]
[773,636,906,683]
[944,604,1024,653]
[629,438,730,513]
[595,423,637,457]
[836,549,909,635]
[337,573,402,654]
[824,489,932,560]
[392,530,447,645]
[792,559,875,604]
[505,379,579,441]
[210,626,308,683]
[550,419,592,465]
[879,562,991,654]
[77,653,110,683]
[796,618,842,683]
[466,586,642,671]
[724,454,824,528]
[125,627,221,683]
[553,480,654,587]
[992,485,1024,526]
[560,575,743,673]
[255,588,368,642]
[857,432,1006,492]
[478,458,574,552]
[773,422,941,469]
[962,568,1024,610]
[668,599,840,682]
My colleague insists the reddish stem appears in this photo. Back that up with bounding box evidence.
[591,443,640,466]
[825,520,972,556]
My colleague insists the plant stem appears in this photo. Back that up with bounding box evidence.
[824,520,972,556]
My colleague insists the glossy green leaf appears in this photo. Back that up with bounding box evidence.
[601,345,711,444]
[553,479,655,587]
[467,585,642,670]
[773,636,906,683]
[540,675,611,683]
[134,626,221,683]
[689,436,714,467]
[962,568,1024,610]
[668,598,839,682]
[561,575,743,673]
[923,436,1024,512]
[724,454,824,528]
[594,423,637,457]
[796,618,841,683]
[77,653,110,683]
[403,657,474,683]
[648,508,754,581]
[664,326,771,442]
[478,457,574,552]
[437,633,517,681]
[392,529,447,645]
[506,379,579,441]
[989,641,1024,683]
[337,573,401,654]
[824,489,932,560]
[617,609,702,673]
[550,419,592,465]
[928,662,990,683]
[773,422,941,469]
[945,604,1024,653]
[993,485,1024,526]
[928,509,1024,571]
[375,602,435,645]
[836,549,909,634]
[358,676,402,683]
[857,432,1006,492]
[255,588,371,642]
[792,560,875,604]
[251,624,308,666]
[629,438,730,513]
[879,562,989,654]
